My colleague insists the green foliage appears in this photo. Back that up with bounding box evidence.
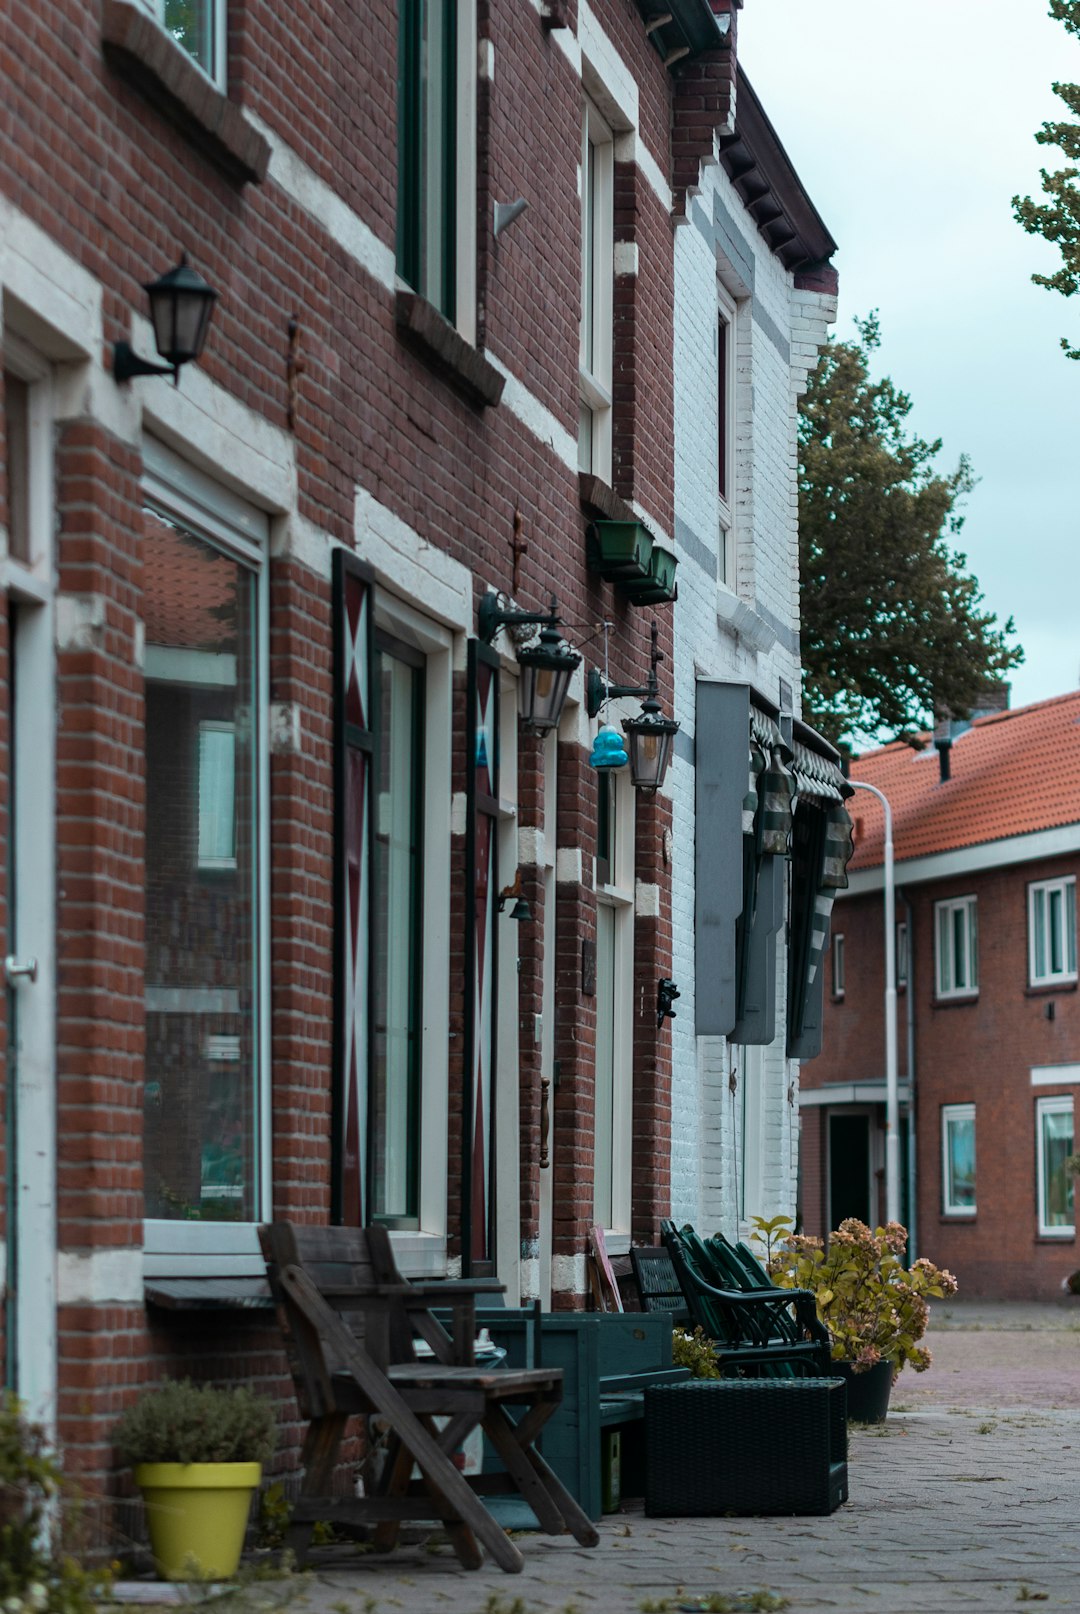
[0,1394,111,1614]
[113,1379,276,1467]
[1012,1,1080,356]
[746,1214,794,1268]
[768,1219,958,1376]
[798,316,1022,746]
[671,1326,721,1380]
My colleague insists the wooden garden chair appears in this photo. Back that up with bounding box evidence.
[259,1221,599,1573]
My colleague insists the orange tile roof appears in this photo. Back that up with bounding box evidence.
[845,691,1080,871]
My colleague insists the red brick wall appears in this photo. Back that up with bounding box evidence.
[811,857,1080,1298]
[1,0,684,1522]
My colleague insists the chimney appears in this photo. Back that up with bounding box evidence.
[933,711,952,783]
[971,680,1010,720]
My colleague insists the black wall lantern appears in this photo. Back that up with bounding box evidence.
[114,255,219,385]
[586,620,680,792]
[478,591,581,733]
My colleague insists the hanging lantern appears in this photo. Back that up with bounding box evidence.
[516,621,581,733]
[622,697,679,792]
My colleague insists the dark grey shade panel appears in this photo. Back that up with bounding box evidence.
[788,942,826,1060]
[695,682,751,1036]
[731,852,784,1046]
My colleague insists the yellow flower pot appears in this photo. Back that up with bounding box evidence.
[135,1462,262,1581]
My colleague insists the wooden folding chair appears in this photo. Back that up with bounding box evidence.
[260,1222,599,1573]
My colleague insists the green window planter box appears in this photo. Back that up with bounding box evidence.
[621,544,678,605]
[586,519,653,582]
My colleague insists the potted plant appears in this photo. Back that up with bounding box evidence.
[114,1380,275,1581]
[759,1217,958,1422]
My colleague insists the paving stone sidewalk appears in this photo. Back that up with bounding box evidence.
[241,1301,1080,1614]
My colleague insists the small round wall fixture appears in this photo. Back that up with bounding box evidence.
[114,255,220,386]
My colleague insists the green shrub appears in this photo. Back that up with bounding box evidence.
[0,1393,110,1614]
[671,1326,720,1379]
[114,1380,276,1468]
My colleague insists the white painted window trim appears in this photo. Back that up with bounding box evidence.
[941,1102,976,1217]
[1036,1094,1075,1238]
[831,932,845,999]
[1028,875,1078,988]
[135,0,227,91]
[495,667,521,1300]
[594,769,634,1238]
[579,96,614,482]
[142,449,272,1275]
[374,587,454,1261]
[934,894,978,1000]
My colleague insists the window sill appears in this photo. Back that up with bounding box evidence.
[1026,980,1079,997]
[102,0,270,185]
[394,292,504,409]
[1036,1232,1075,1243]
[931,993,979,1008]
[579,474,636,525]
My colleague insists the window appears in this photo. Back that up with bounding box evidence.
[142,467,268,1232]
[4,371,31,563]
[578,97,613,481]
[593,769,634,1235]
[1028,877,1077,987]
[1036,1096,1074,1237]
[397,0,477,336]
[831,932,845,999]
[934,895,978,999]
[941,1104,976,1216]
[896,920,909,988]
[138,0,225,86]
[716,288,736,587]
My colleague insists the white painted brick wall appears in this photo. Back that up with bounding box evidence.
[670,156,834,1236]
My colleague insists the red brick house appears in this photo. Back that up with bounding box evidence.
[801,690,1080,1300]
[0,0,840,1541]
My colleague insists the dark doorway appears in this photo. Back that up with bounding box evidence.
[829,1113,871,1227]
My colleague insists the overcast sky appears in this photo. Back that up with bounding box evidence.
[738,0,1080,711]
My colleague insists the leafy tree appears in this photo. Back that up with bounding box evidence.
[798,316,1023,747]
[1012,1,1080,358]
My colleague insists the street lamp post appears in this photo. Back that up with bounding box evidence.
[847,779,900,1225]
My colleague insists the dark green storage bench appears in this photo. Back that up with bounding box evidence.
[458,1308,690,1521]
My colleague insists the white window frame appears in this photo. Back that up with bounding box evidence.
[141,442,270,1276]
[1036,1094,1075,1238]
[831,932,845,999]
[137,0,227,90]
[1028,876,1078,988]
[941,1102,976,1217]
[934,894,978,999]
[716,283,737,589]
[374,589,455,1272]
[593,767,634,1240]
[578,96,614,483]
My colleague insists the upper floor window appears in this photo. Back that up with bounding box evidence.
[831,931,845,999]
[941,1103,976,1216]
[935,895,978,999]
[578,97,613,482]
[1028,877,1077,988]
[1036,1095,1074,1237]
[717,288,736,587]
[397,0,477,337]
[896,920,909,988]
[139,0,226,87]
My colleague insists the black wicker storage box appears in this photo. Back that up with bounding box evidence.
[644,1378,848,1516]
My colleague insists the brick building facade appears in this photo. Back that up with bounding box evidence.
[802,692,1080,1300]
[1,0,839,1539]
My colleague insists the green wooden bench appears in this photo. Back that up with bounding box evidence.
[469,1308,690,1521]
